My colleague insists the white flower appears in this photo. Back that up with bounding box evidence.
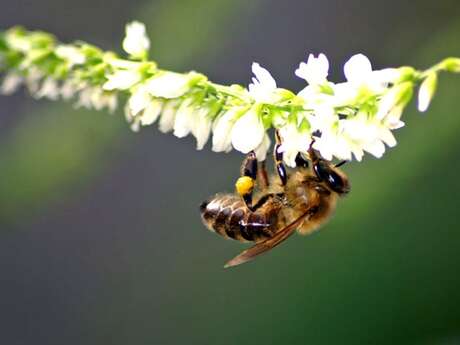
[35,77,60,100]
[60,79,81,100]
[124,84,163,126]
[105,94,118,113]
[376,82,413,120]
[343,54,402,92]
[103,70,142,91]
[278,122,313,168]
[191,108,212,150]
[0,73,23,95]
[173,98,196,138]
[295,54,335,109]
[55,45,86,65]
[308,105,338,133]
[231,106,265,154]
[90,89,118,112]
[383,106,405,130]
[74,86,117,112]
[125,102,141,132]
[128,85,151,116]
[309,106,353,161]
[342,112,398,160]
[159,99,180,133]
[146,72,192,99]
[295,53,329,86]
[313,129,353,161]
[75,87,93,109]
[122,21,150,59]
[25,67,44,94]
[140,98,163,126]
[248,63,278,103]
[254,134,271,162]
[344,54,373,85]
[212,108,244,153]
[331,54,404,107]
[418,73,437,112]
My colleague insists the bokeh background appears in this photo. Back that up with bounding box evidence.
[1,1,460,344]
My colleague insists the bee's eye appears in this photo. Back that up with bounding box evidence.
[314,161,348,194]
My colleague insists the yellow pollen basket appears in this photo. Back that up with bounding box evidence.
[235,176,254,196]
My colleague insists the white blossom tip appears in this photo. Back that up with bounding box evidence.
[248,62,277,103]
[295,53,329,86]
[122,21,150,59]
[344,53,372,82]
[417,73,438,113]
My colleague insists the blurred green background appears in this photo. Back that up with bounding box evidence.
[1,1,460,344]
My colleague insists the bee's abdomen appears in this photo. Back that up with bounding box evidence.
[200,194,278,243]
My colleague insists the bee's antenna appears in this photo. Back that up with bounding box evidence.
[335,160,347,168]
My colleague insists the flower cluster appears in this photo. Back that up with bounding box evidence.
[0,22,459,166]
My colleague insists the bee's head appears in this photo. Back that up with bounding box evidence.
[312,159,350,195]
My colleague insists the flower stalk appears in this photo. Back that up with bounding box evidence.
[0,22,459,166]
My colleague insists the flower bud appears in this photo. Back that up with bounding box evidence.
[417,72,437,112]
[122,21,150,59]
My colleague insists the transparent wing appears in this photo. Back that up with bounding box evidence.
[224,208,313,268]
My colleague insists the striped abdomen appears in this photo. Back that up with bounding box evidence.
[200,194,281,243]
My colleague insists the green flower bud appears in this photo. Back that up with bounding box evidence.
[440,57,460,73]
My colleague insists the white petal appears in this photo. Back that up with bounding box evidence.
[377,126,397,148]
[248,63,277,103]
[254,134,271,161]
[313,137,334,161]
[146,72,191,99]
[278,122,312,167]
[351,146,364,161]
[35,77,60,100]
[128,85,151,116]
[331,82,359,106]
[417,73,437,112]
[295,53,329,85]
[344,54,372,83]
[231,108,265,153]
[60,80,79,100]
[159,99,180,133]
[122,21,150,58]
[212,109,240,153]
[74,87,93,109]
[106,93,118,113]
[191,108,212,150]
[90,89,106,110]
[370,68,401,85]
[251,63,276,90]
[140,98,163,126]
[363,140,385,158]
[103,70,141,91]
[308,105,338,132]
[376,88,399,120]
[0,73,23,95]
[173,98,195,138]
[334,139,353,161]
[124,102,134,122]
[130,118,141,132]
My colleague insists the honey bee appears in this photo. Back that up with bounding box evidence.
[200,133,350,268]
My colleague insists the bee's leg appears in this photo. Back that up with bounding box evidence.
[235,151,258,211]
[273,130,288,186]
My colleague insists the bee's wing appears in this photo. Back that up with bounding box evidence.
[224,208,312,268]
